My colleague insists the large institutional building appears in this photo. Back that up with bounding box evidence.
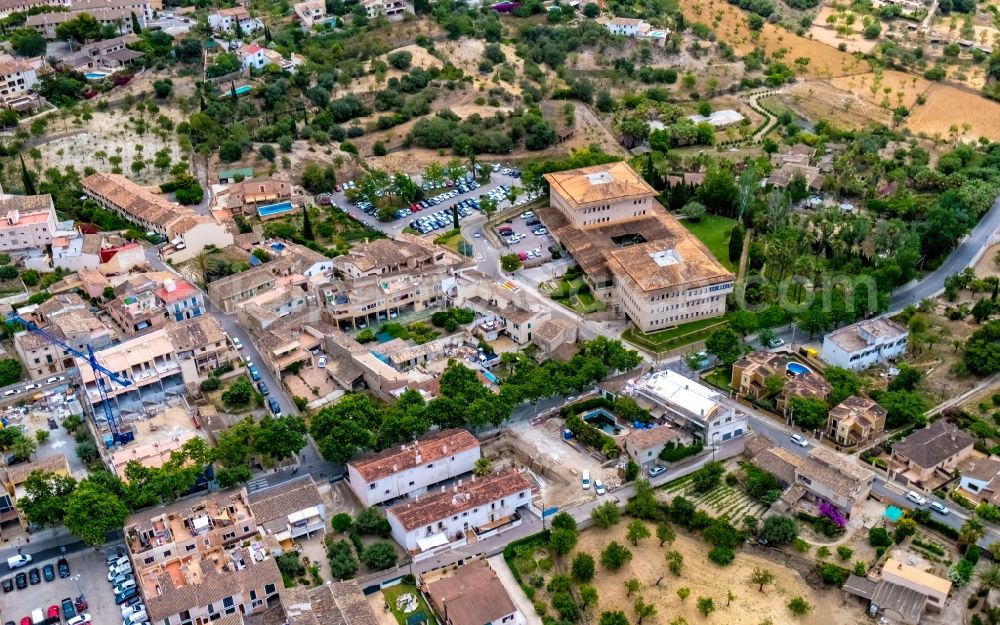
[540,162,733,333]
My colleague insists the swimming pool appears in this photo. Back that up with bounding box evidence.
[257,201,294,218]
[482,370,499,384]
[583,408,622,435]
[224,85,253,97]
[85,71,109,80]
[786,361,811,376]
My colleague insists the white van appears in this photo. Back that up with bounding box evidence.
[582,470,591,490]
[7,554,31,569]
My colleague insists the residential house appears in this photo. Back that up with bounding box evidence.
[460,288,550,345]
[752,443,874,520]
[362,0,404,20]
[881,558,951,613]
[26,5,145,39]
[778,372,832,415]
[889,420,975,487]
[14,294,113,380]
[539,162,733,330]
[208,6,262,33]
[425,560,525,625]
[0,56,40,105]
[252,311,323,378]
[827,396,886,446]
[48,233,102,272]
[603,16,668,45]
[247,475,326,546]
[97,238,146,275]
[348,429,481,507]
[157,277,204,322]
[107,275,204,337]
[821,316,909,371]
[633,369,747,444]
[333,234,446,279]
[238,44,268,71]
[123,489,281,625]
[166,314,240,390]
[386,468,533,553]
[217,176,295,214]
[293,0,327,28]
[531,318,578,356]
[0,0,70,18]
[0,194,58,255]
[622,425,681,466]
[1,453,71,534]
[957,456,1000,503]
[731,350,786,399]
[208,264,280,313]
[61,34,144,71]
[281,581,380,625]
[82,173,232,258]
[842,575,935,625]
[210,245,330,314]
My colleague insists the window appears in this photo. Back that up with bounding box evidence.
[164,550,172,557]
[265,583,277,595]
[519,492,526,498]
[185,544,196,552]
[427,463,434,468]
[144,556,154,565]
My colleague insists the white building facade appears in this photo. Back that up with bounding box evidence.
[634,369,747,444]
[821,317,909,371]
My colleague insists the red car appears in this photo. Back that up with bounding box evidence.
[518,252,527,261]
[48,605,60,619]
[334,184,342,192]
[21,618,31,625]
[410,203,420,211]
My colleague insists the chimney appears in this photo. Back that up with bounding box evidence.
[415,451,422,465]
[164,278,176,293]
[6,210,18,225]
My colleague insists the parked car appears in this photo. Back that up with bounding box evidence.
[906,491,928,506]
[317,355,327,368]
[232,337,243,350]
[268,397,281,416]
[42,564,54,582]
[66,616,92,625]
[118,595,141,610]
[648,465,666,477]
[256,381,269,396]
[582,470,591,490]
[594,480,606,496]
[6,556,32,573]
[28,568,40,585]
[14,573,26,589]
[249,367,261,382]
[930,501,950,515]
[2,578,12,592]
[789,433,809,447]
[106,551,126,566]
[47,606,59,620]
[61,598,76,619]
[115,588,138,605]
[57,559,69,578]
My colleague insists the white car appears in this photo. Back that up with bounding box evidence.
[232,337,243,350]
[594,480,606,496]
[317,355,328,368]
[789,433,809,447]
[45,376,65,384]
[24,383,39,391]
[67,616,93,625]
[930,501,950,515]
[906,491,928,506]
[3,389,18,397]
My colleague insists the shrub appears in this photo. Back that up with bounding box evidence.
[760,515,798,545]
[949,559,974,586]
[868,527,893,547]
[837,546,853,561]
[591,501,620,528]
[360,541,398,570]
[853,561,867,575]
[355,507,391,537]
[601,541,632,570]
[818,564,850,586]
[572,552,595,582]
[708,546,735,565]
[787,597,811,616]
[331,513,353,532]
[659,440,704,462]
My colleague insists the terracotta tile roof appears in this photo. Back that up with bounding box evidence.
[155,278,198,304]
[282,581,380,625]
[81,172,184,230]
[783,373,832,400]
[0,193,53,213]
[829,395,886,431]
[333,237,438,274]
[208,264,278,301]
[166,314,226,353]
[799,445,874,499]
[6,453,70,484]
[751,447,802,485]
[544,161,655,209]
[386,468,532,531]
[426,560,518,625]
[962,456,1000,482]
[246,475,322,525]
[624,425,680,451]
[349,429,479,482]
[893,420,975,470]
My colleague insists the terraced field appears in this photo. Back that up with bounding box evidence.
[659,474,770,521]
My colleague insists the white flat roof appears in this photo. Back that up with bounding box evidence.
[638,370,721,419]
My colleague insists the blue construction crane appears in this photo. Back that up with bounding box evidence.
[7,313,133,443]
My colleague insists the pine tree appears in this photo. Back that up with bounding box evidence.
[263,26,272,42]
[130,11,142,34]
[302,206,314,240]
[19,155,35,196]
[230,81,239,109]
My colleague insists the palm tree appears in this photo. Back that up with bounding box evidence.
[193,250,219,284]
[978,564,1000,594]
[960,518,986,548]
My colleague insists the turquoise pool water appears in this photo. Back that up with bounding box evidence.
[225,85,253,97]
[257,201,294,217]
[482,370,499,384]
[787,361,811,376]
[85,72,109,80]
[583,408,622,435]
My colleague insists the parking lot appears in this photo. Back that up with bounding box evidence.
[2,546,122,625]
[493,210,555,263]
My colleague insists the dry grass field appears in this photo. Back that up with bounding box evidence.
[571,522,869,625]
[907,84,1000,141]
[681,0,869,78]
[830,70,932,109]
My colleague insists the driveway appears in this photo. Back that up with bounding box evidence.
[487,554,543,625]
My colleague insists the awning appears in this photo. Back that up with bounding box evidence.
[287,506,320,524]
[416,533,449,552]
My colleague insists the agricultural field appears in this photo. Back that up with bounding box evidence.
[506,521,866,625]
[659,471,771,522]
[906,84,1000,141]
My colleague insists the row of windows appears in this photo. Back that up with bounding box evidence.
[583,216,612,226]
[583,204,611,214]
[645,307,723,328]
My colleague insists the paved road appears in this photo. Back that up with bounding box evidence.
[213,313,291,417]
[889,194,1000,311]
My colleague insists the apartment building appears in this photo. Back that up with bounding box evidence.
[167,314,240,390]
[282,582,380,625]
[387,468,532,552]
[246,475,326,543]
[362,0,404,20]
[827,396,886,447]
[348,429,481,507]
[0,194,57,254]
[107,275,203,337]
[821,316,909,371]
[14,293,114,380]
[209,244,329,314]
[293,0,327,28]
[333,234,446,278]
[0,0,70,18]
[0,56,39,105]
[539,162,733,332]
[81,173,233,258]
[455,274,551,345]
[123,490,281,625]
[633,369,747,444]
[26,6,143,39]
[208,6,262,32]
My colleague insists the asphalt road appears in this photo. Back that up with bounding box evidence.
[213,313,291,417]
[889,194,1000,311]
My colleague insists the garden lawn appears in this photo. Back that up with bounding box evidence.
[703,366,734,391]
[382,584,439,625]
[681,215,737,271]
[623,315,729,352]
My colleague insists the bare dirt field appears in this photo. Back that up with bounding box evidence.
[809,8,879,54]
[776,81,890,129]
[830,70,932,109]
[572,522,868,625]
[907,83,1000,141]
[681,0,869,78]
